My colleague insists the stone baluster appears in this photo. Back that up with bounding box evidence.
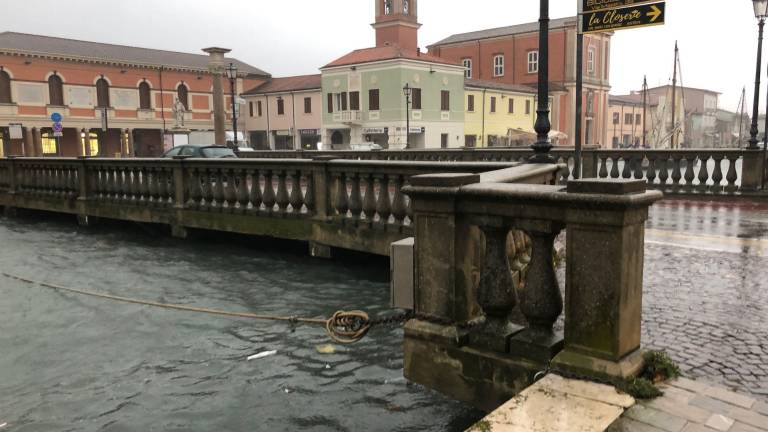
[646,156,657,185]
[658,156,669,187]
[303,172,315,215]
[147,167,159,205]
[391,175,407,226]
[275,169,290,214]
[185,168,200,208]
[159,167,171,206]
[609,156,620,178]
[288,170,304,215]
[236,169,250,212]
[621,156,633,179]
[634,156,645,180]
[362,173,376,222]
[249,169,263,213]
[348,172,363,220]
[598,156,609,178]
[670,156,683,189]
[104,167,114,202]
[472,225,523,352]
[725,156,739,193]
[115,167,126,203]
[127,167,138,203]
[334,172,348,218]
[375,174,391,225]
[683,155,697,191]
[262,169,276,213]
[711,154,724,194]
[224,168,237,211]
[697,155,711,193]
[201,168,215,210]
[212,168,225,210]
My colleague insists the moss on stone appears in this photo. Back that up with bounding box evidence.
[468,419,492,432]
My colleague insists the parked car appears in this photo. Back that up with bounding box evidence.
[163,145,237,158]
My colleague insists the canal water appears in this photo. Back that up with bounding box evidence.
[0,215,482,432]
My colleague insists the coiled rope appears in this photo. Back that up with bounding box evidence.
[1,272,378,344]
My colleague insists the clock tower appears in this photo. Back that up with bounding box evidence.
[372,0,421,51]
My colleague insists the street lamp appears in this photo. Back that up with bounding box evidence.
[225,62,239,150]
[403,83,412,149]
[748,0,768,149]
[530,0,555,163]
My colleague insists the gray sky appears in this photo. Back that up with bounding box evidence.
[1,0,759,112]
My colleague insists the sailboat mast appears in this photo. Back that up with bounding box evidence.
[643,76,648,148]
[670,41,679,149]
[738,86,746,146]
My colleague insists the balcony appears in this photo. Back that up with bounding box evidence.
[339,110,362,125]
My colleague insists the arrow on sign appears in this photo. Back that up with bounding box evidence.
[647,4,662,22]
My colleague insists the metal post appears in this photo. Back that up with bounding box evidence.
[530,0,555,163]
[749,19,765,149]
[230,75,239,150]
[404,83,411,149]
[642,76,648,148]
[670,41,679,149]
[574,27,583,178]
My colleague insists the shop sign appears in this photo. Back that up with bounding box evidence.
[363,127,387,135]
[409,127,425,134]
[299,129,319,136]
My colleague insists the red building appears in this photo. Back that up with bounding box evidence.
[0,32,269,157]
[428,17,612,146]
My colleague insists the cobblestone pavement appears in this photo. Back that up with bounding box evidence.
[642,200,768,401]
[609,377,768,432]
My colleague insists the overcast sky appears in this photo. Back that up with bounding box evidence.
[2,0,760,112]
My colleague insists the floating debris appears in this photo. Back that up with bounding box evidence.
[316,344,337,354]
[247,350,277,361]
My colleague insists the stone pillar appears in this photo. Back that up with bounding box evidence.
[741,149,765,191]
[203,47,231,146]
[24,127,34,157]
[32,127,42,157]
[551,178,663,381]
[126,129,134,157]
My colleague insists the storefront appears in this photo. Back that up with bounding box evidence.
[362,127,389,148]
[299,129,320,150]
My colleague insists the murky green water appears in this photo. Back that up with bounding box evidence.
[0,215,481,431]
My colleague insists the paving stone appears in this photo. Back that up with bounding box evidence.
[542,374,635,408]
[681,424,719,432]
[608,418,668,432]
[727,407,768,430]
[689,395,738,416]
[670,378,711,395]
[730,422,767,432]
[704,414,735,432]
[645,397,712,424]
[624,405,688,432]
[705,386,757,409]
[754,401,768,416]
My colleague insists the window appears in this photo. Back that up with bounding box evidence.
[48,74,64,106]
[623,134,631,146]
[41,132,57,155]
[527,51,539,74]
[403,0,409,14]
[277,98,285,115]
[340,92,348,111]
[465,135,477,147]
[177,84,189,110]
[249,102,254,117]
[440,90,450,111]
[463,59,472,79]
[613,113,620,124]
[441,133,449,149]
[467,94,475,112]
[327,93,334,113]
[0,70,11,103]
[369,89,380,111]
[587,47,595,75]
[412,88,422,110]
[384,0,392,15]
[83,132,99,156]
[257,100,263,116]
[636,113,641,125]
[525,100,531,115]
[493,55,504,77]
[625,113,633,125]
[508,98,514,114]
[138,81,151,110]
[349,91,360,110]
[96,78,110,107]
[490,96,496,113]
[304,97,312,114]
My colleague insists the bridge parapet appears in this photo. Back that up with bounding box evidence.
[402,174,663,411]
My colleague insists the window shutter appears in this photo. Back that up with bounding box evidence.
[0,71,11,104]
[48,75,64,106]
[341,92,348,111]
[327,93,334,113]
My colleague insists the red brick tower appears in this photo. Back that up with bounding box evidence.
[372,0,421,51]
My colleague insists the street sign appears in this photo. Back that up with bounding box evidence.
[100,107,108,132]
[581,0,657,13]
[582,1,665,34]
[50,112,62,123]
[53,122,63,137]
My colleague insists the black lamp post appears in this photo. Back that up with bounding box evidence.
[225,63,239,150]
[749,0,768,149]
[403,83,412,149]
[530,0,555,163]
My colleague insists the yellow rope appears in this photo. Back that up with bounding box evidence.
[1,272,372,344]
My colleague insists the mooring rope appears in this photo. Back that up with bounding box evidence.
[0,272,378,344]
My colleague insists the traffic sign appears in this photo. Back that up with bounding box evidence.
[582,1,665,34]
[582,0,657,13]
[50,112,62,123]
[53,123,63,133]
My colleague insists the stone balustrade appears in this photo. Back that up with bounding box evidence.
[402,174,663,411]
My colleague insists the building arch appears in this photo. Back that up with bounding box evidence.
[44,70,68,82]
[48,73,65,106]
[138,80,152,110]
[92,75,113,85]
[96,77,110,107]
[176,82,189,110]
[331,131,343,145]
[0,69,12,104]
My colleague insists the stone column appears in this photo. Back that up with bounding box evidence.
[32,127,42,157]
[741,149,765,191]
[203,47,231,146]
[24,127,34,157]
[126,129,135,157]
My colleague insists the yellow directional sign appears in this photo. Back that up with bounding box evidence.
[582,1,666,34]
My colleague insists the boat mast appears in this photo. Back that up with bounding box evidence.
[643,76,648,148]
[670,41,679,149]
[738,86,746,146]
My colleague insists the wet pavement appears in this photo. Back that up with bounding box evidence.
[643,199,768,400]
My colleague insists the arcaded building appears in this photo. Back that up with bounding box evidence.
[0,32,269,157]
